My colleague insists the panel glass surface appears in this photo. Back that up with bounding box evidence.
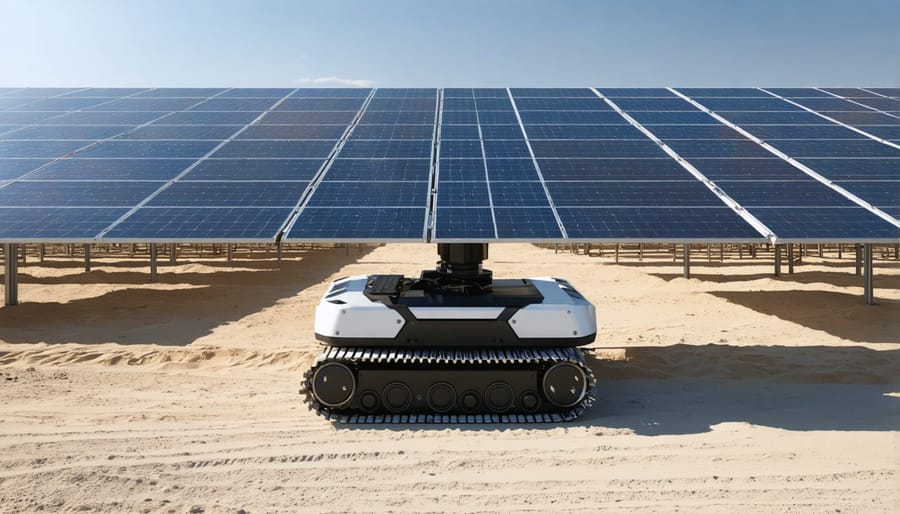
[104,207,293,240]
[0,207,130,240]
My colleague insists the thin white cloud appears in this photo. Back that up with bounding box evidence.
[294,76,374,88]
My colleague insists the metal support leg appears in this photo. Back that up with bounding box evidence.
[787,244,794,274]
[855,244,861,276]
[864,243,874,305]
[170,243,176,264]
[4,243,19,306]
[683,243,690,279]
[615,244,619,263]
[149,243,158,283]
[277,242,282,268]
[774,245,781,276]
[39,243,45,263]
[638,243,643,262]
[84,244,91,272]
[227,243,233,263]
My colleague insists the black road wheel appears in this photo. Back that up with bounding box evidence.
[311,362,356,408]
[542,362,588,408]
[426,382,457,413]
[382,382,412,413]
[485,382,514,413]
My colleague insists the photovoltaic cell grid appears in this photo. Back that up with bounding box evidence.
[0,87,898,243]
[0,87,365,241]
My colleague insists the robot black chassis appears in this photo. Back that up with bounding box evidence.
[300,243,598,423]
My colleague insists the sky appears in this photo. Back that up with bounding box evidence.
[0,0,897,88]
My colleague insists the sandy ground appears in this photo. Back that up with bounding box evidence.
[0,243,898,513]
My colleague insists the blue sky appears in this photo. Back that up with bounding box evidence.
[1,0,897,87]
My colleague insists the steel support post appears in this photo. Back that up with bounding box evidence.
[84,244,91,272]
[4,243,19,306]
[855,244,861,276]
[149,243,158,283]
[774,245,781,276]
[227,243,233,262]
[864,243,874,305]
[787,244,794,274]
[170,243,176,264]
[277,242,282,268]
[683,243,690,279]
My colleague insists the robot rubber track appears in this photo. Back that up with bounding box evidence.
[300,346,595,424]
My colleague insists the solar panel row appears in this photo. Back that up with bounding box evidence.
[0,87,897,243]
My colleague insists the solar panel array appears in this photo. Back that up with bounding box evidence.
[1,87,897,243]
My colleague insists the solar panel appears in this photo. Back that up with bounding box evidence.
[1,87,897,244]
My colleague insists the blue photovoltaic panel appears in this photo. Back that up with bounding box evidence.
[597,88,676,97]
[557,207,764,239]
[747,207,899,239]
[513,97,609,111]
[1,88,81,97]
[0,112,66,126]
[182,159,323,181]
[77,140,220,158]
[373,88,436,98]
[738,125,866,139]
[518,111,629,124]
[439,125,481,139]
[854,125,900,140]
[218,88,294,98]
[238,125,348,140]
[472,88,509,98]
[475,98,514,110]
[359,111,435,125]
[0,159,53,180]
[367,98,436,111]
[664,140,775,158]
[798,159,900,180]
[290,89,371,98]
[48,111,167,125]
[482,140,531,158]
[307,181,428,207]
[188,98,281,111]
[133,88,225,98]
[547,181,723,207]
[60,88,148,97]
[211,140,337,158]
[625,111,718,125]
[714,181,857,207]
[493,207,562,238]
[436,182,491,207]
[148,182,307,207]
[490,182,550,207]
[765,88,834,98]
[523,124,645,140]
[764,140,899,158]
[434,207,495,239]
[537,158,691,181]
[529,140,666,158]
[865,88,900,97]
[159,111,263,125]
[0,140,87,158]
[0,98,33,110]
[351,124,434,140]
[678,88,772,98]
[104,207,293,240]
[510,88,596,97]
[438,140,483,161]
[11,98,113,111]
[276,98,366,111]
[718,111,833,125]
[850,98,900,111]
[790,98,878,111]
[438,159,487,181]
[697,97,801,111]
[325,159,431,181]
[260,111,357,124]
[29,158,193,181]
[822,88,882,98]
[88,98,203,111]
[642,125,746,140]
[818,111,899,125]
[121,125,242,140]
[340,140,432,159]
[610,97,699,111]
[478,125,525,139]
[485,159,540,181]
[0,181,160,206]
[3,125,128,140]
[442,97,476,110]
[439,111,479,124]
[0,207,130,241]
[476,111,520,124]
[688,158,812,180]
[834,181,900,209]
[287,207,426,239]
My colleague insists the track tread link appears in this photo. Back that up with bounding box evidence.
[300,347,595,424]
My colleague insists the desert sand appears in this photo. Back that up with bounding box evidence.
[0,243,898,513]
